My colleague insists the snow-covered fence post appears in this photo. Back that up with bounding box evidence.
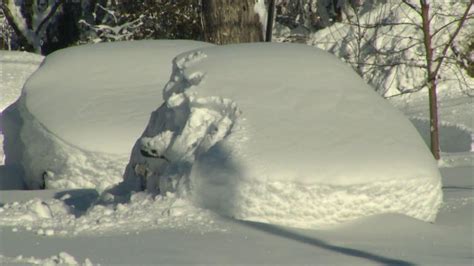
[415,0,472,160]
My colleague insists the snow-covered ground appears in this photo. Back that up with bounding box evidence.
[0,44,472,265]
[0,167,472,265]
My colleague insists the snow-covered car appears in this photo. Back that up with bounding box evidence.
[122,43,443,228]
[1,40,213,190]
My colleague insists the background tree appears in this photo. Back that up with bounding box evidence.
[79,0,201,44]
[0,8,16,50]
[415,0,473,159]
[1,0,202,54]
[201,0,264,44]
[308,0,473,159]
[0,0,83,54]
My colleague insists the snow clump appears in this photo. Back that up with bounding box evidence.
[0,252,92,265]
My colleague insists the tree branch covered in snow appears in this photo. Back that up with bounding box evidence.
[0,0,65,53]
[0,8,17,50]
[78,14,144,43]
[308,0,473,98]
[77,0,202,45]
[1,0,202,54]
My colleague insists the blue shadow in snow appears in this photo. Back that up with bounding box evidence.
[236,219,416,266]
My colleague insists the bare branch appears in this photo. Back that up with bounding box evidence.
[342,21,422,30]
[35,0,64,35]
[432,2,473,78]
[401,0,421,15]
[431,15,474,38]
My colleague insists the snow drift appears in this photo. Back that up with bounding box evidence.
[1,40,213,190]
[123,43,443,228]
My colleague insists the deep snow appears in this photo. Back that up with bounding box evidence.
[1,40,213,190]
[123,43,442,228]
[0,168,472,265]
[0,42,472,265]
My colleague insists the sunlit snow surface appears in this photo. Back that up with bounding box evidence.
[1,40,213,189]
[0,51,43,166]
[0,51,43,113]
[124,43,442,228]
[0,47,472,266]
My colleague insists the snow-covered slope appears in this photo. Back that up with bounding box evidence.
[123,43,442,228]
[1,40,213,190]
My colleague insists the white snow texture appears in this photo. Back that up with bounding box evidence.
[1,40,213,190]
[123,43,442,228]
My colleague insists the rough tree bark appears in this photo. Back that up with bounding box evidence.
[201,0,264,44]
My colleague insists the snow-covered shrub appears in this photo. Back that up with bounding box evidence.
[122,43,442,228]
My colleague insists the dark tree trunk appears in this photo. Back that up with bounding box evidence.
[201,0,264,44]
[420,1,440,160]
[266,0,275,42]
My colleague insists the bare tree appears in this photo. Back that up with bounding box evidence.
[415,0,473,159]
[201,0,264,44]
[309,1,473,159]
[0,0,84,54]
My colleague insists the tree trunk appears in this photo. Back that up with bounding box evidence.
[420,0,440,160]
[201,0,264,44]
[266,0,275,42]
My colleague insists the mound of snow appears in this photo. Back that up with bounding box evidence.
[122,43,443,228]
[0,252,91,265]
[1,40,213,190]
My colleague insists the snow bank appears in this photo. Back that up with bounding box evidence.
[0,192,222,235]
[0,252,92,265]
[123,43,443,228]
[2,40,213,190]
